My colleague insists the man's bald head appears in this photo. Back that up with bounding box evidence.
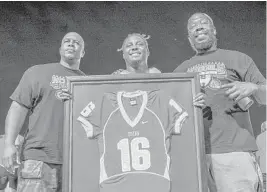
[59,32,85,65]
[61,32,85,49]
[187,13,217,53]
[187,13,214,31]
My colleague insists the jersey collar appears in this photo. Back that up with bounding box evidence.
[117,90,148,128]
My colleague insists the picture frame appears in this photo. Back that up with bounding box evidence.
[63,73,207,192]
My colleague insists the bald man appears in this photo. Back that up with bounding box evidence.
[2,32,86,192]
[174,13,266,192]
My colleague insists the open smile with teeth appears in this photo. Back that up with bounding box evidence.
[130,52,141,56]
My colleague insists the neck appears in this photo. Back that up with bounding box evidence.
[196,42,217,55]
[60,59,80,70]
[126,60,149,73]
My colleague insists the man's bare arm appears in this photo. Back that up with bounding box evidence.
[222,82,266,105]
[4,101,28,146]
[253,84,266,105]
[2,101,28,170]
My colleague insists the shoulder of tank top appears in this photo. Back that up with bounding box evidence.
[149,67,161,73]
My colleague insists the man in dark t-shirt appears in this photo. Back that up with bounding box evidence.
[174,13,266,192]
[2,32,86,192]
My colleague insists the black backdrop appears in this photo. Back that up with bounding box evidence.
[0,1,266,136]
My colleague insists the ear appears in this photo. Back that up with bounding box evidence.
[213,27,217,36]
[188,36,198,54]
[122,52,126,60]
[81,50,85,58]
[188,36,193,46]
[59,47,63,56]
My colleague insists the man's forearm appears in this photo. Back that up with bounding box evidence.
[253,84,266,105]
[4,101,28,146]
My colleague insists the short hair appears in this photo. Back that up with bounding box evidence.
[117,33,151,52]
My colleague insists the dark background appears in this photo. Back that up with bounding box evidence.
[0,1,266,136]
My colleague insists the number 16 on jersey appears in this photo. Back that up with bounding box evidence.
[117,137,151,172]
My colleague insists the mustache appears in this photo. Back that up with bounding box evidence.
[189,28,209,37]
[195,31,208,37]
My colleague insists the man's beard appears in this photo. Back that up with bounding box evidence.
[191,35,216,52]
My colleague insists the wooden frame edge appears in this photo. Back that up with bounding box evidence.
[62,73,207,192]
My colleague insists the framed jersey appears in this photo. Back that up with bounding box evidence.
[63,73,207,192]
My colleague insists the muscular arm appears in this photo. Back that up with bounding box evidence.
[244,55,266,105]
[253,84,266,105]
[4,101,28,146]
[222,55,266,105]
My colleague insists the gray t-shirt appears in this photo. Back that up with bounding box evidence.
[174,49,266,154]
[11,63,85,164]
